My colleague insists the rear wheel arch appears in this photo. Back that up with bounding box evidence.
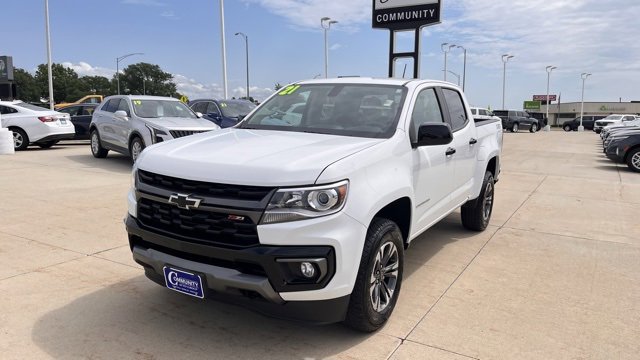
[486,156,498,177]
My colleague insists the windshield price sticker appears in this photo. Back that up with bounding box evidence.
[133,100,142,105]
[279,85,300,96]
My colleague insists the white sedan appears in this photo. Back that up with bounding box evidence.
[0,101,75,150]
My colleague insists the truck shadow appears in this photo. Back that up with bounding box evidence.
[64,153,132,174]
[31,214,477,359]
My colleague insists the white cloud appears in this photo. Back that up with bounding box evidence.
[160,10,177,18]
[242,0,371,30]
[61,62,115,78]
[330,43,343,51]
[172,75,274,102]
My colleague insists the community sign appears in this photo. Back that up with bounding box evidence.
[372,0,441,30]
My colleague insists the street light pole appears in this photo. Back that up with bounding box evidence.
[138,70,146,95]
[545,65,557,131]
[579,73,592,132]
[44,0,54,110]
[456,45,467,91]
[235,32,250,99]
[116,53,143,95]
[321,17,338,78]
[441,43,450,81]
[502,54,514,110]
[442,70,460,86]
[219,0,228,99]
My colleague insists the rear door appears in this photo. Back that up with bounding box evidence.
[409,87,456,231]
[440,87,478,204]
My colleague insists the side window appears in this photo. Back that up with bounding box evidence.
[206,102,221,115]
[59,106,81,116]
[192,102,207,114]
[410,88,444,142]
[117,99,131,116]
[471,108,477,116]
[81,106,96,116]
[509,111,516,118]
[441,88,468,132]
[102,99,119,113]
[479,109,488,116]
[623,116,635,121]
[0,105,18,114]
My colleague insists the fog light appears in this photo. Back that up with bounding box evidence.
[300,262,315,278]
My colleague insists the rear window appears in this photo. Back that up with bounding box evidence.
[14,103,50,112]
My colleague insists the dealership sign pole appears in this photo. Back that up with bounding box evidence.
[372,0,442,79]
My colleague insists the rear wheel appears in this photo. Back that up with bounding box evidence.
[344,218,404,332]
[37,140,58,149]
[627,149,640,173]
[11,128,29,151]
[511,123,519,132]
[130,136,145,163]
[90,130,108,158]
[563,125,572,132]
[530,123,538,133]
[461,171,495,231]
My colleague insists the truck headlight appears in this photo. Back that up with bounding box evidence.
[261,180,349,224]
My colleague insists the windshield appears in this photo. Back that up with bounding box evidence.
[603,115,623,121]
[219,101,256,118]
[239,84,407,138]
[14,103,50,112]
[131,100,197,119]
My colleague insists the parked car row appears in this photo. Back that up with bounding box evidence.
[593,114,638,134]
[600,117,640,172]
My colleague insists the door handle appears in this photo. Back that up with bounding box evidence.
[445,147,456,156]
[469,138,478,145]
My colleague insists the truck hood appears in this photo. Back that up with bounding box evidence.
[145,117,218,130]
[137,129,383,186]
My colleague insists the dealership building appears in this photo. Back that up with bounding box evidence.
[534,101,640,126]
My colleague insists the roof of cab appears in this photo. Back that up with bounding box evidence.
[297,77,456,89]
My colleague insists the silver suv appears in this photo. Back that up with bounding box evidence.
[89,95,219,162]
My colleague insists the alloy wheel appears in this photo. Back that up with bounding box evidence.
[370,241,399,313]
[131,141,142,162]
[13,132,23,148]
[483,181,494,221]
[91,133,99,154]
[632,152,640,170]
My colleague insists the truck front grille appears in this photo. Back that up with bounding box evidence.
[169,130,209,138]
[138,170,274,202]
[137,197,259,248]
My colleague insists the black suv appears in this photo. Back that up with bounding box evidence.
[605,132,640,172]
[562,116,605,131]
[493,110,540,133]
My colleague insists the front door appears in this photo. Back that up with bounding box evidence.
[409,87,456,233]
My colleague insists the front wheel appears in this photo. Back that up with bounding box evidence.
[130,136,145,163]
[344,218,404,332]
[461,171,495,231]
[563,125,572,132]
[530,123,538,133]
[627,148,640,173]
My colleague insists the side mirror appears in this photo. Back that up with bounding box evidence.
[413,123,453,148]
[195,112,203,118]
[114,110,128,120]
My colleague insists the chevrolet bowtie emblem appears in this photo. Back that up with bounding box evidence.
[168,193,202,210]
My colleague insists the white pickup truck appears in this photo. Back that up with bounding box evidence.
[125,78,502,332]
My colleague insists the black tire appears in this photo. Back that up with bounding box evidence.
[461,171,495,231]
[90,129,108,158]
[626,148,640,173]
[563,125,572,132]
[344,218,404,332]
[511,123,519,132]
[129,136,145,163]
[37,140,58,149]
[11,128,29,151]
[529,123,538,133]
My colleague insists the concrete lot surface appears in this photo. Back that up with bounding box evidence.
[1,132,639,359]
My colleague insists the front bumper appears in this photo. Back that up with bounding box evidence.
[605,145,624,163]
[126,215,350,324]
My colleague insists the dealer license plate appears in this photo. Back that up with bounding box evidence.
[163,266,204,299]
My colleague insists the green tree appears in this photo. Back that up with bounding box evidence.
[34,63,81,103]
[115,62,176,96]
[77,76,113,96]
[13,68,41,102]
[274,83,283,91]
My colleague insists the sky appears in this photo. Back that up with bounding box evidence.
[1,0,639,108]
